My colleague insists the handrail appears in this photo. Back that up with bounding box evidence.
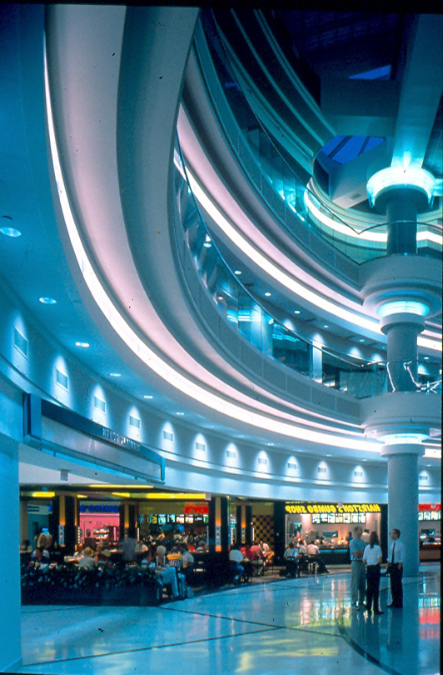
[195,11,442,266]
[173,136,442,399]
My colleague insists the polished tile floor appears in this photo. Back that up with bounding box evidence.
[19,565,440,674]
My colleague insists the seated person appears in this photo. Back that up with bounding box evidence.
[30,546,50,570]
[260,540,274,567]
[20,539,33,554]
[178,544,194,581]
[229,544,244,582]
[78,547,96,570]
[250,541,265,575]
[153,546,179,599]
[283,543,300,578]
[96,548,114,569]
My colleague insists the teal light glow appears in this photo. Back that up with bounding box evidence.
[0,226,22,237]
[39,297,57,305]
[382,432,428,445]
[377,300,429,318]
[367,167,436,207]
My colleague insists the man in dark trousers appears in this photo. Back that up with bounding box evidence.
[387,528,405,608]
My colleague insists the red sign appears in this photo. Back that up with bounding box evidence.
[419,504,441,512]
[184,504,209,515]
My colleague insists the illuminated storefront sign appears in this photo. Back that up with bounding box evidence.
[285,502,381,514]
[184,504,209,515]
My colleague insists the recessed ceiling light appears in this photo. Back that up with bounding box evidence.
[423,356,429,360]
[217,296,224,301]
[109,372,121,377]
[0,226,21,238]
[426,464,431,467]
[358,339,365,343]
[144,395,153,399]
[362,459,367,462]
[294,310,300,314]
[265,292,271,297]
[176,412,184,415]
[203,242,212,248]
[323,324,329,329]
[39,297,57,305]
[75,341,89,348]
[326,454,332,457]
[267,442,274,446]
[234,270,242,275]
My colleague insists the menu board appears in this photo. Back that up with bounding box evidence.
[418,512,423,521]
[358,513,366,523]
[321,513,328,523]
[351,514,359,523]
[312,514,320,524]
[343,514,351,523]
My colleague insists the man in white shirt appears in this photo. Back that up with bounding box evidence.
[387,528,405,608]
[283,543,299,577]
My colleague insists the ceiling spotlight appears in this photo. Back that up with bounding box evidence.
[0,226,21,237]
[109,372,121,377]
[323,324,329,329]
[358,339,365,343]
[75,341,89,348]
[294,310,301,315]
[39,297,57,305]
[176,412,184,415]
[144,395,153,399]
[234,270,242,275]
[265,292,271,297]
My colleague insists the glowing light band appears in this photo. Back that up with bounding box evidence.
[367,167,436,207]
[44,49,380,452]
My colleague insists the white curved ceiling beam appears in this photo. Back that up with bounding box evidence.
[45,5,381,454]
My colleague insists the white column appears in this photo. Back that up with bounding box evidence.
[0,433,22,671]
[381,443,422,577]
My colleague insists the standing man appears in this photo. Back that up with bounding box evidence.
[388,528,405,608]
[350,526,366,609]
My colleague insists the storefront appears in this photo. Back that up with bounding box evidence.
[78,502,120,546]
[138,498,210,547]
[284,501,386,564]
[419,503,441,561]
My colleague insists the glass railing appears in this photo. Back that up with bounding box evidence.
[172,138,441,399]
[194,11,442,266]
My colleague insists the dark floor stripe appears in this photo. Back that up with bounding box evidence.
[336,614,403,675]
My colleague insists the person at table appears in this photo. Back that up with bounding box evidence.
[78,546,96,570]
[260,540,274,567]
[30,545,50,569]
[229,544,244,582]
[154,546,179,599]
[363,531,384,615]
[283,542,300,578]
[250,540,265,575]
[179,543,194,581]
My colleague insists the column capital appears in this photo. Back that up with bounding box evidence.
[381,442,424,457]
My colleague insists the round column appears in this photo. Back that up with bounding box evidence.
[381,443,423,577]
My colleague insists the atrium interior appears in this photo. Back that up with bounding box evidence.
[0,6,441,674]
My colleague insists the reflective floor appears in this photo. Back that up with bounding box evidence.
[19,565,440,674]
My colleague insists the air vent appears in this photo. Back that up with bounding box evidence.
[13,327,28,357]
[55,369,68,390]
[93,396,106,413]
[163,431,174,441]
[60,470,69,482]
[195,442,206,451]
[226,450,237,458]
[129,416,141,429]
[354,470,363,477]
[257,457,268,465]
[318,467,327,474]
[288,462,298,470]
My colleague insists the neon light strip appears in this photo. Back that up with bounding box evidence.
[44,48,381,452]
[186,169,381,333]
